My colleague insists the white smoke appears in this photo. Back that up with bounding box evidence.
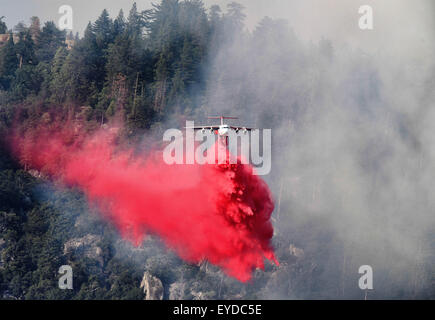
[204,0,435,298]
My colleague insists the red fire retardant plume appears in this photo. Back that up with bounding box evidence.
[9,121,278,282]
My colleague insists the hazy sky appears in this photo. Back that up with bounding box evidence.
[1,0,434,59]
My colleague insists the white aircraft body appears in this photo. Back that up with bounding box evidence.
[185,116,254,137]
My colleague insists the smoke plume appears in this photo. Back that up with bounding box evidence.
[203,0,435,298]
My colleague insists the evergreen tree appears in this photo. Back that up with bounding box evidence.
[49,47,69,103]
[0,16,7,34]
[147,0,180,51]
[76,22,104,100]
[127,2,143,37]
[36,21,66,62]
[0,34,18,90]
[9,31,39,99]
[29,16,41,43]
[106,35,137,83]
[11,64,41,99]
[224,2,246,37]
[13,22,27,34]
[94,9,114,48]
[207,5,223,57]
[226,2,246,26]
[113,9,126,37]
[209,5,221,24]
[15,30,37,67]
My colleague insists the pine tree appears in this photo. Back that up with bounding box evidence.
[94,9,114,48]
[13,22,27,34]
[113,9,126,37]
[15,30,37,67]
[49,47,69,102]
[0,33,18,90]
[29,16,41,43]
[226,2,246,25]
[0,16,7,34]
[127,2,143,37]
[209,5,221,24]
[224,2,246,37]
[106,34,136,83]
[36,21,66,62]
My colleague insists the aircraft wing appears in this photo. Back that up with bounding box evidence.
[230,126,255,131]
[184,126,220,130]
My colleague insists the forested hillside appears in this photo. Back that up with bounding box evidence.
[0,0,286,300]
[0,0,434,300]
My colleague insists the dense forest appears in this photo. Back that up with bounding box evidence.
[0,0,285,300]
[0,0,434,299]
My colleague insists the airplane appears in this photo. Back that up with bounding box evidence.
[185,116,254,137]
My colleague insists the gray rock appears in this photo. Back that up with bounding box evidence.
[63,234,104,266]
[28,169,44,179]
[289,244,304,258]
[189,281,217,300]
[169,282,185,300]
[191,289,216,300]
[2,290,19,300]
[140,271,164,300]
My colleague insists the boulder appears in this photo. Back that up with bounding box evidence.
[190,289,216,300]
[140,271,164,300]
[28,169,44,179]
[63,234,104,266]
[169,282,185,300]
[289,244,304,258]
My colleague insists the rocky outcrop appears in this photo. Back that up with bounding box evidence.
[2,290,19,300]
[169,282,185,300]
[0,34,19,46]
[27,169,44,179]
[140,271,164,300]
[63,234,104,266]
[190,289,216,300]
[289,244,304,258]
